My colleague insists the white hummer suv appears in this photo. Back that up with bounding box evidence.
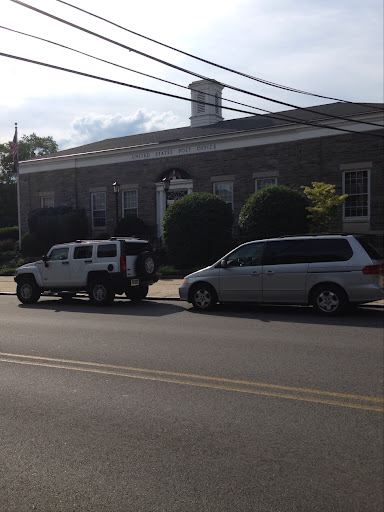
[14,238,157,306]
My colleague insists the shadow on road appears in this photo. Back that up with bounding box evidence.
[18,296,185,317]
[186,302,384,328]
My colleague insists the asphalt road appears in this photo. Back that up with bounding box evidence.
[1,295,383,512]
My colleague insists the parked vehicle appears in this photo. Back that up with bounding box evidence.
[15,238,157,306]
[179,235,384,315]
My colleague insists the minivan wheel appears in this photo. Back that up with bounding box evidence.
[312,285,347,315]
[16,278,41,304]
[190,283,217,311]
[89,279,115,306]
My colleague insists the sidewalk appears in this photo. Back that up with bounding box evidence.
[0,275,182,300]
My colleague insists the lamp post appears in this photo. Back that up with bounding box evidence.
[162,177,170,210]
[113,181,120,232]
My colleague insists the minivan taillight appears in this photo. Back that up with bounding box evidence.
[362,264,384,275]
[120,256,127,273]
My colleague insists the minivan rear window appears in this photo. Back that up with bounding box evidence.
[310,239,352,262]
[355,237,383,260]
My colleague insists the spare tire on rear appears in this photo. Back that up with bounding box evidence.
[135,251,156,278]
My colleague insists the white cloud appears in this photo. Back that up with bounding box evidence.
[58,109,185,149]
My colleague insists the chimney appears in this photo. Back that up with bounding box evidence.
[189,80,224,127]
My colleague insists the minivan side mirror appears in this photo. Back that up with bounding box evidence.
[221,259,227,268]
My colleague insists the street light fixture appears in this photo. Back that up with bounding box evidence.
[113,181,120,232]
[162,177,170,209]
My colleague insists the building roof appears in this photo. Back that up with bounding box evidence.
[38,102,384,160]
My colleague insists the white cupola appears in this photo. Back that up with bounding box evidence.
[189,80,224,127]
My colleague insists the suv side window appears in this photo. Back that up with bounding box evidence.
[311,239,353,262]
[227,243,264,267]
[97,244,117,258]
[262,240,310,265]
[48,247,69,261]
[74,246,93,259]
[124,241,151,255]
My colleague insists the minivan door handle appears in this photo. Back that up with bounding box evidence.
[265,270,275,274]
[250,271,260,276]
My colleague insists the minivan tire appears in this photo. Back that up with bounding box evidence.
[311,284,347,315]
[16,278,41,304]
[190,283,217,311]
[89,278,115,306]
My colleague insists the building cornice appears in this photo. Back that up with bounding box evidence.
[19,111,383,175]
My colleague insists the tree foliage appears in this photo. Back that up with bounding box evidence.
[239,185,308,241]
[301,182,348,233]
[162,192,233,268]
[0,133,58,184]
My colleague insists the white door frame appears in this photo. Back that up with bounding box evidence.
[156,179,193,237]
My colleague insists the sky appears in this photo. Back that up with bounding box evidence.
[1,0,383,151]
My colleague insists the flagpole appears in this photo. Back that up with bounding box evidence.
[13,123,22,249]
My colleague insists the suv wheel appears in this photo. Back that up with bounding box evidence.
[312,284,347,315]
[190,283,217,311]
[17,278,41,304]
[89,278,115,306]
[126,286,149,302]
[135,251,156,278]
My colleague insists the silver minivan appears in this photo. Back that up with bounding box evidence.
[179,235,384,314]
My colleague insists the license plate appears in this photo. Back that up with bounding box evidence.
[131,279,139,286]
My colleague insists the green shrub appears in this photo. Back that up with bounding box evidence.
[0,238,17,252]
[0,226,18,241]
[26,207,89,247]
[239,185,308,241]
[163,192,233,268]
[20,232,47,257]
[114,216,145,237]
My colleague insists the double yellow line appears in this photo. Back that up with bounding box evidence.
[1,352,383,412]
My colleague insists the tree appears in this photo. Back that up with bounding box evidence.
[163,192,233,268]
[0,133,58,184]
[239,185,308,241]
[301,182,348,233]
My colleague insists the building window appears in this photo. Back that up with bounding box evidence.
[122,190,138,217]
[41,195,54,208]
[255,177,277,192]
[343,170,370,219]
[91,192,106,228]
[213,181,233,209]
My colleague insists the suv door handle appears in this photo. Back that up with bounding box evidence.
[61,261,69,265]
[265,270,275,274]
[250,271,260,276]
[85,260,93,263]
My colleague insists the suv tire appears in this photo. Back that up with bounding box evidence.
[126,285,149,302]
[89,278,115,306]
[17,278,41,304]
[135,251,156,278]
[311,284,347,315]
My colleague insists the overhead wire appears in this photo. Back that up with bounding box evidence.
[9,0,384,129]
[4,23,381,133]
[55,0,384,112]
[2,51,383,140]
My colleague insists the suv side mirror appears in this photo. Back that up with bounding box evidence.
[42,255,49,267]
[221,259,227,268]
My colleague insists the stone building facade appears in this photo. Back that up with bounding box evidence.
[18,80,384,245]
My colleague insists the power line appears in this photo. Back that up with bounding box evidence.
[55,0,384,112]
[1,51,383,140]
[10,0,384,129]
[6,23,381,132]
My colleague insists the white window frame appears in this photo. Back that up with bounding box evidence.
[255,177,278,192]
[213,181,234,209]
[91,192,107,229]
[122,189,138,218]
[342,169,370,220]
[40,195,54,208]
